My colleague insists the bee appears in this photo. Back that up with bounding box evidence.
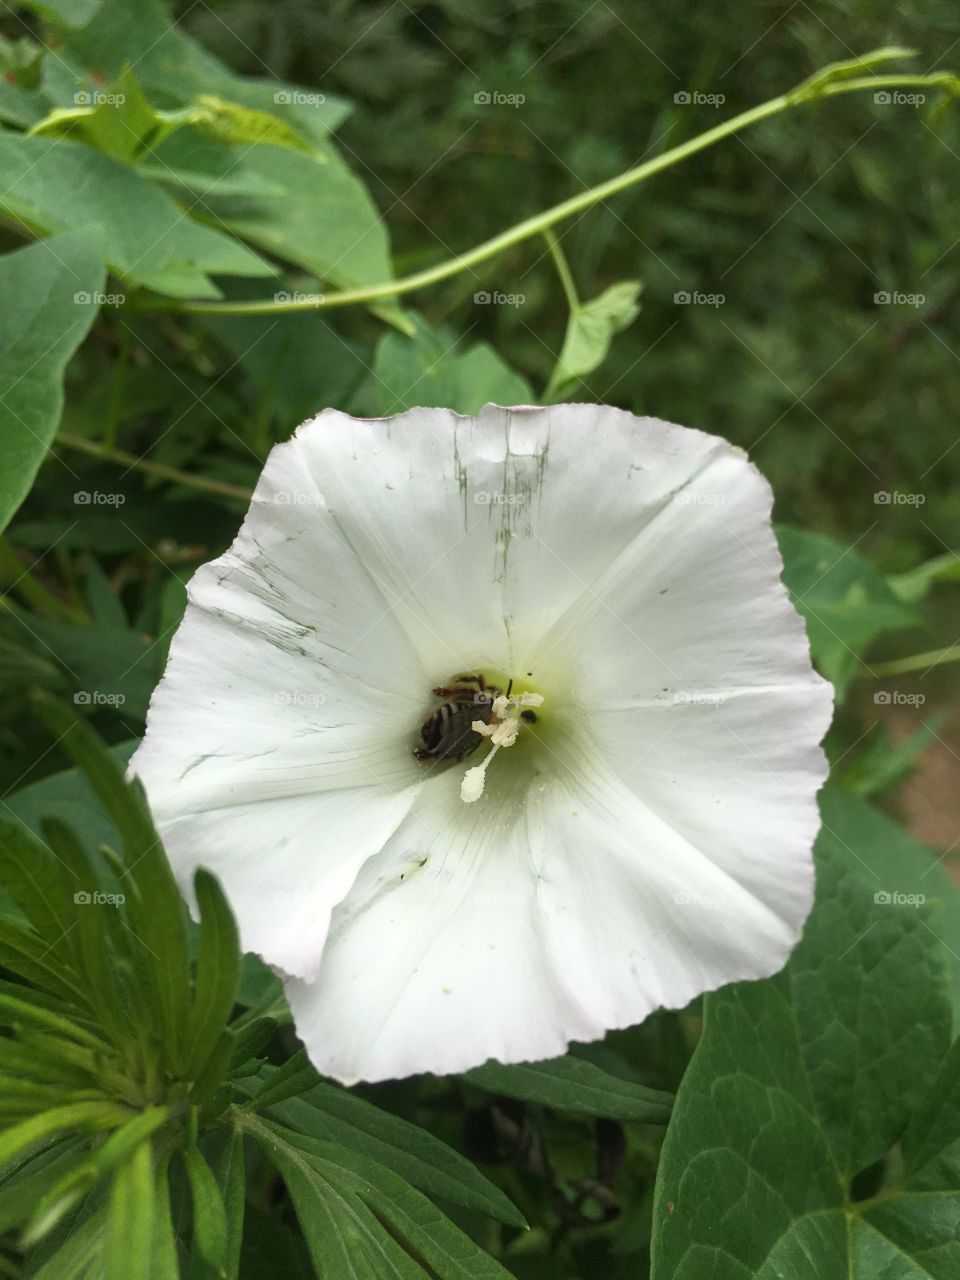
[414,673,504,762]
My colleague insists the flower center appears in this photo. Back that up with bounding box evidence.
[460,689,545,803]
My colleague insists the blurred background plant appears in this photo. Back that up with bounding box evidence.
[1,0,960,1276]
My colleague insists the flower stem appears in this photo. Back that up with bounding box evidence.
[872,645,960,677]
[543,228,580,312]
[56,434,253,502]
[133,52,958,319]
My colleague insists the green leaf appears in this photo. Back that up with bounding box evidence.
[208,1127,246,1280]
[839,712,948,799]
[0,134,275,298]
[777,524,920,694]
[62,0,351,142]
[0,740,134,858]
[18,0,103,25]
[244,1049,319,1112]
[190,94,316,156]
[40,817,132,1045]
[373,316,533,415]
[197,144,394,294]
[0,809,76,946]
[184,869,241,1081]
[6,605,162,722]
[545,279,642,399]
[239,1113,514,1280]
[247,1072,525,1228]
[465,1055,673,1123]
[650,787,957,1279]
[182,1146,228,1278]
[105,1140,154,1280]
[149,1153,180,1280]
[228,1016,278,1069]
[29,1206,105,1280]
[0,1101,128,1166]
[30,69,316,163]
[31,694,192,1074]
[0,231,104,532]
[29,64,189,162]
[0,1141,85,1234]
[0,986,107,1051]
[23,1106,170,1246]
[819,786,960,1027]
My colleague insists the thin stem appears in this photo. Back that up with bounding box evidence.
[543,227,580,312]
[872,645,960,677]
[56,434,253,503]
[131,62,958,320]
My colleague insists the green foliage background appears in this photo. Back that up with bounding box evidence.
[1,1,959,1277]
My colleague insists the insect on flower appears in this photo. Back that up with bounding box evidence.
[132,403,833,1084]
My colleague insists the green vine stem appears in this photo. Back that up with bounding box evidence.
[872,645,960,677]
[133,49,958,320]
[56,434,253,503]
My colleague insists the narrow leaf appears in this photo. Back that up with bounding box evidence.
[465,1055,673,1122]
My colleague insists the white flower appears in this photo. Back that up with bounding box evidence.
[131,403,832,1083]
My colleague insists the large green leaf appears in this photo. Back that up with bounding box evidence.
[0,231,104,533]
[195,144,394,293]
[0,134,274,298]
[777,525,920,694]
[373,316,533,415]
[651,787,960,1278]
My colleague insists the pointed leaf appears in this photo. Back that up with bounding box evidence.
[0,230,105,531]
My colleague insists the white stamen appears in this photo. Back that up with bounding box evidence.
[460,686,543,803]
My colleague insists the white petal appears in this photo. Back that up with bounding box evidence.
[131,422,429,977]
[287,733,815,1084]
